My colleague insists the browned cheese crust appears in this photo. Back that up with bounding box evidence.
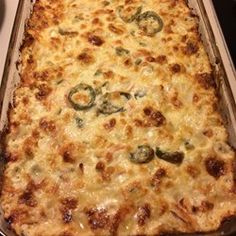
[1,0,236,235]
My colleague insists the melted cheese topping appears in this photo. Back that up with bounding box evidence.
[1,0,236,235]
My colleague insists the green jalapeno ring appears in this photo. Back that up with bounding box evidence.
[98,91,131,115]
[156,147,184,165]
[115,47,130,56]
[129,145,154,164]
[136,11,164,37]
[117,5,142,23]
[68,83,96,110]
[75,117,84,128]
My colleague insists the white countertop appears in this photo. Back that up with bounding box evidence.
[0,0,19,84]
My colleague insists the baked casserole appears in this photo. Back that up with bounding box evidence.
[1,0,236,235]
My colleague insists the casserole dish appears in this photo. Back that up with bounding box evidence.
[0,0,236,235]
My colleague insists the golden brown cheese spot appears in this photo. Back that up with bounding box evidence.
[136,203,151,226]
[23,135,38,150]
[96,161,105,172]
[59,143,77,163]
[146,56,156,63]
[109,206,130,235]
[108,23,125,35]
[22,96,29,105]
[35,83,52,100]
[61,198,78,210]
[96,161,114,181]
[123,58,133,67]
[39,118,56,134]
[94,9,114,15]
[20,33,35,51]
[164,20,174,34]
[6,209,29,225]
[8,122,19,138]
[33,70,50,81]
[186,165,200,178]
[18,190,37,207]
[24,54,36,71]
[27,0,64,33]
[80,24,87,30]
[181,35,188,43]
[192,201,214,214]
[143,107,166,127]
[205,157,226,179]
[19,113,32,124]
[88,34,104,46]
[133,119,145,128]
[170,63,181,74]
[123,181,147,201]
[59,232,74,236]
[182,41,199,56]
[125,0,137,4]
[192,93,200,104]
[60,198,78,224]
[136,49,152,57]
[4,151,18,162]
[151,168,166,190]
[155,55,167,64]
[104,118,116,131]
[125,125,133,139]
[18,181,38,207]
[50,37,62,50]
[62,151,75,163]
[103,70,114,79]
[203,129,213,138]
[32,129,40,138]
[171,92,183,108]
[23,146,34,160]
[25,56,35,69]
[105,152,113,162]
[92,17,103,25]
[85,208,110,230]
[77,52,95,65]
[196,73,215,90]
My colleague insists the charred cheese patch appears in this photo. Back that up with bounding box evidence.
[1,0,236,235]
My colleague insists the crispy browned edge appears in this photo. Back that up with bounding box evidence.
[0,0,236,235]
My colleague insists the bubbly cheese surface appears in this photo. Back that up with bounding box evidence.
[1,0,236,235]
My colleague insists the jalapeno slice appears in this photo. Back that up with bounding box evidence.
[115,47,130,56]
[117,5,142,23]
[156,148,184,165]
[129,145,154,164]
[136,11,163,37]
[98,91,131,115]
[134,89,146,99]
[75,117,84,128]
[68,83,96,110]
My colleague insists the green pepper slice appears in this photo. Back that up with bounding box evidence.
[117,5,142,23]
[98,91,131,115]
[136,11,163,37]
[129,145,154,164]
[134,89,146,99]
[115,47,130,56]
[75,117,84,128]
[156,148,184,165]
[68,83,96,110]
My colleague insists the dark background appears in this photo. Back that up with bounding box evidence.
[212,0,236,67]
